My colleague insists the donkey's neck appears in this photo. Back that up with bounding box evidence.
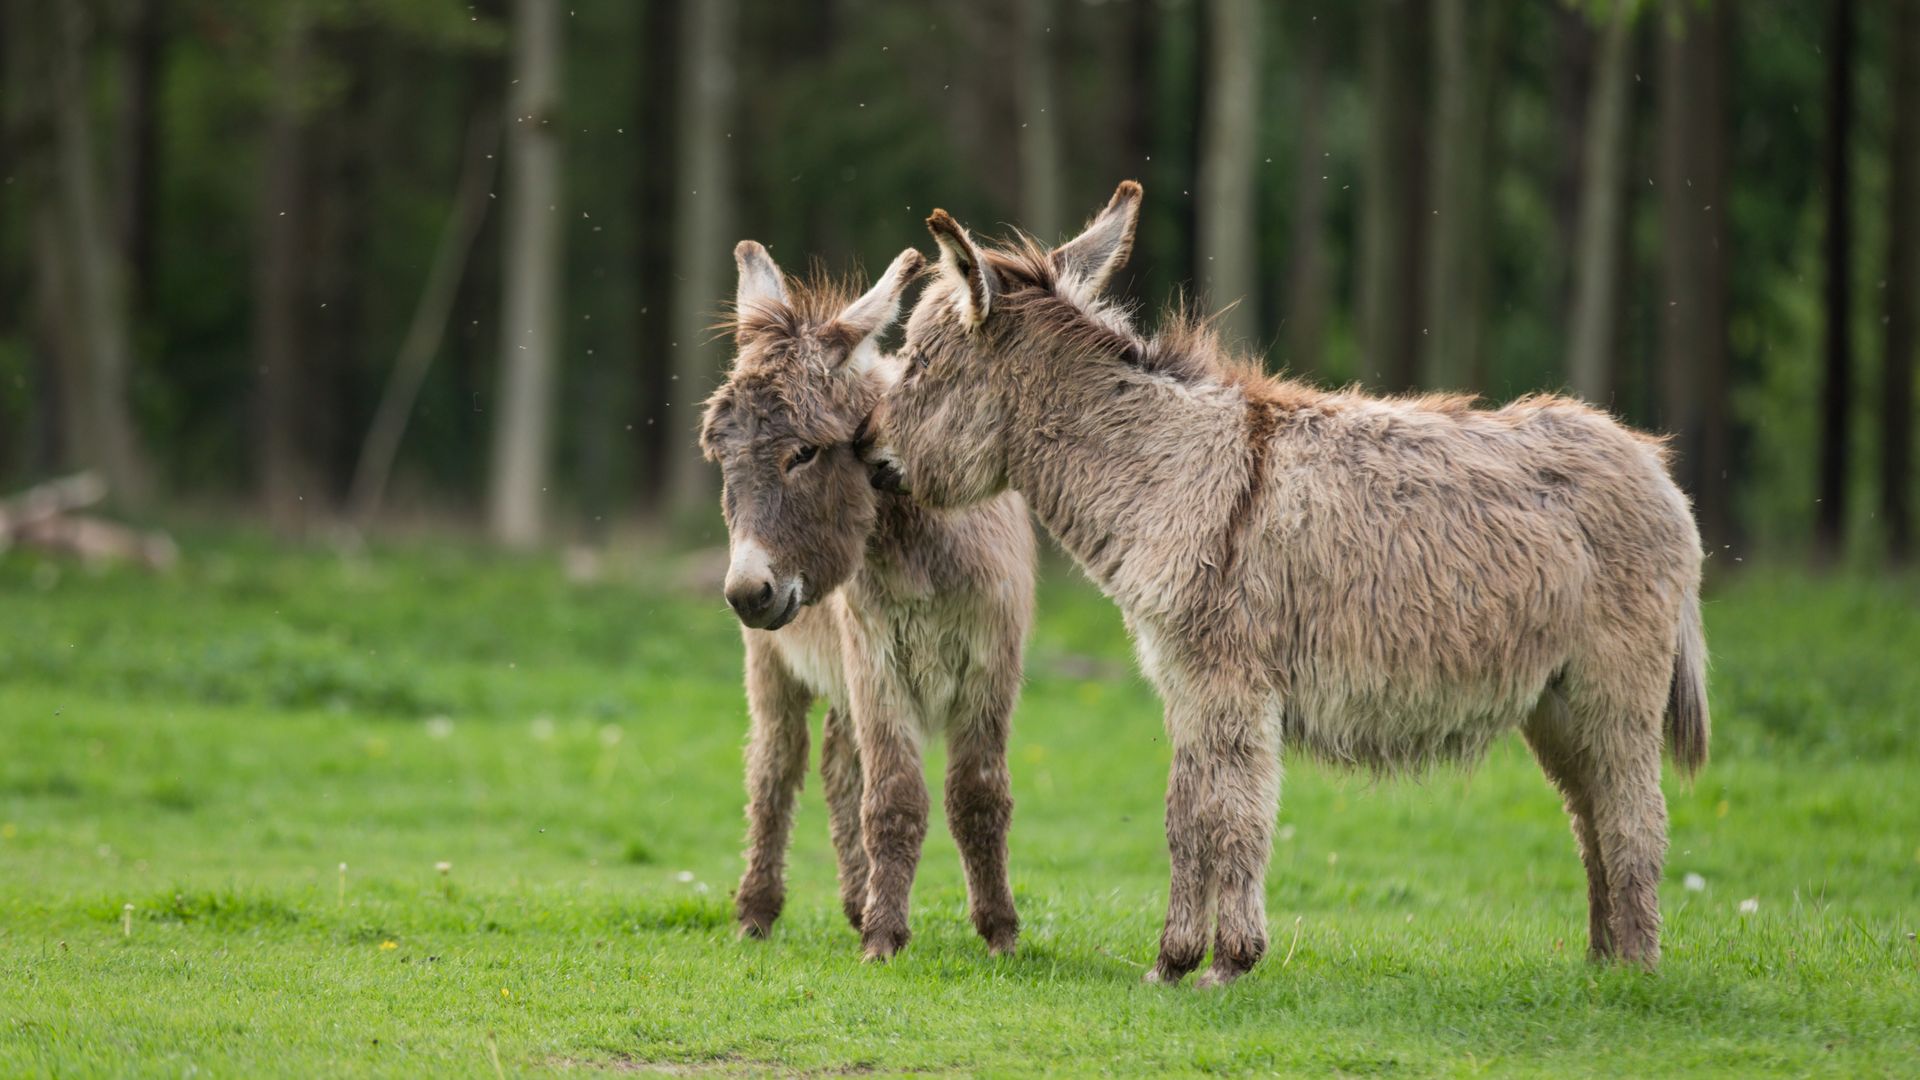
[1000,336,1253,614]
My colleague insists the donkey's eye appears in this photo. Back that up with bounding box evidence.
[911,350,931,371]
[786,445,819,472]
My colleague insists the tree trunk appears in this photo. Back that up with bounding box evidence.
[349,113,500,526]
[667,0,738,515]
[1550,3,1596,325]
[633,0,681,516]
[1423,0,1502,392]
[1280,13,1330,377]
[1358,0,1428,392]
[1816,0,1854,562]
[115,0,165,316]
[1657,0,1733,553]
[252,12,315,533]
[487,0,566,548]
[1197,0,1261,347]
[1883,0,1917,564]
[1017,0,1062,243]
[1566,1,1635,406]
[46,1,151,508]
[310,27,376,500]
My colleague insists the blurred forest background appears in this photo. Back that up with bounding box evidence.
[0,0,1914,566]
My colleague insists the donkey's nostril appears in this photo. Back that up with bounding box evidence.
[725,579,778,620]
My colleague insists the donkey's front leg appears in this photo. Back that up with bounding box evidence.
[735,637,812,939]
[851,669,929,961]
[1150,694,1280,988]
[1148,739,1214,984]
[1194,706,1280,989]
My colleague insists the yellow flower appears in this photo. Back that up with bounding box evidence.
[0,823,16,840]
[1716,799,1730,819]
[379,941,398,950]
[501,988,511,999]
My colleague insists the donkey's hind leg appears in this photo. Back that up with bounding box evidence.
[853,697,929,962]
[1557,674,1671,968]
[944,675,1019,955]
[820,707,870,932]
[736,639,812,939]
[1522,692,1613,960]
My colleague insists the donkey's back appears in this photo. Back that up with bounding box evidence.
[1252,389,1705,773]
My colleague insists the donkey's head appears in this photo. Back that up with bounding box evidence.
[700,241,925,630]
[863,181,1143,508]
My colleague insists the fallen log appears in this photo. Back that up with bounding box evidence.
[0,473,177,570]
[0,472,107,537]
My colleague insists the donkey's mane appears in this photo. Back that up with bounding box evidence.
[724,263,868,358]
[974,233,1278,396]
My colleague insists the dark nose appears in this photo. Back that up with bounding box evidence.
[725,579,775,619]
[869,459,908,494]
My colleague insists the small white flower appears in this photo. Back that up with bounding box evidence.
[1684,872,1706,892]
[1277,824,1297,842]
[1738,897,1759,915]
[435,861,453,875]
[529,716,556,741]
[425,716,455,739]
[599,725,623,747]
[675,870,695,883]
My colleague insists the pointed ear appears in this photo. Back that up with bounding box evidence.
[734,240,789,333]
[833,248,926,374]
[1050,180,1141,296]
[927,209,998,327]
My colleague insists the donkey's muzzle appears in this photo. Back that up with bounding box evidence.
[853,411,910,495]
[726,577,801,631]
[868,459,908,495]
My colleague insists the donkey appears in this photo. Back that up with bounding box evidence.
[862,182,1709,987]
[700,241,1036,961]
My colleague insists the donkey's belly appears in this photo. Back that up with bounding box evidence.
[1285,685,1534,771]
[1134,614,1544,771]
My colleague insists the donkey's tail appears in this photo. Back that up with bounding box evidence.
[1665,584,1710,776]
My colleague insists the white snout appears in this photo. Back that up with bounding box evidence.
[724,537,806,630]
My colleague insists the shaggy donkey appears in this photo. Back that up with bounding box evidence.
[863,182,1709,986]
[700,242,1035,960]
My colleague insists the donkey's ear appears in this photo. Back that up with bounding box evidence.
[927,209,999,327]
[734,240,789,333]
[832,247,926,375]
[1050,180,1141,296]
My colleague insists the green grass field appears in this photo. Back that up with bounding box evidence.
[2,539,1916,1077]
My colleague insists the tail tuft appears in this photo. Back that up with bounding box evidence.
[1665,586,1710,776]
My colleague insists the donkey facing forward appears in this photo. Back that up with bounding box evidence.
[701,242,1035,960]
[864,182,1709,987]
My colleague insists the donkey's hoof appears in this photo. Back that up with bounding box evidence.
[977,916,1019,957]
[734,894,780,940]
[861,923,911,962]
[1194,965,1244,990]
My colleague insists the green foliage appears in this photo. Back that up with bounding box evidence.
[2,0,1912,558]
[1,542,1916,1074]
